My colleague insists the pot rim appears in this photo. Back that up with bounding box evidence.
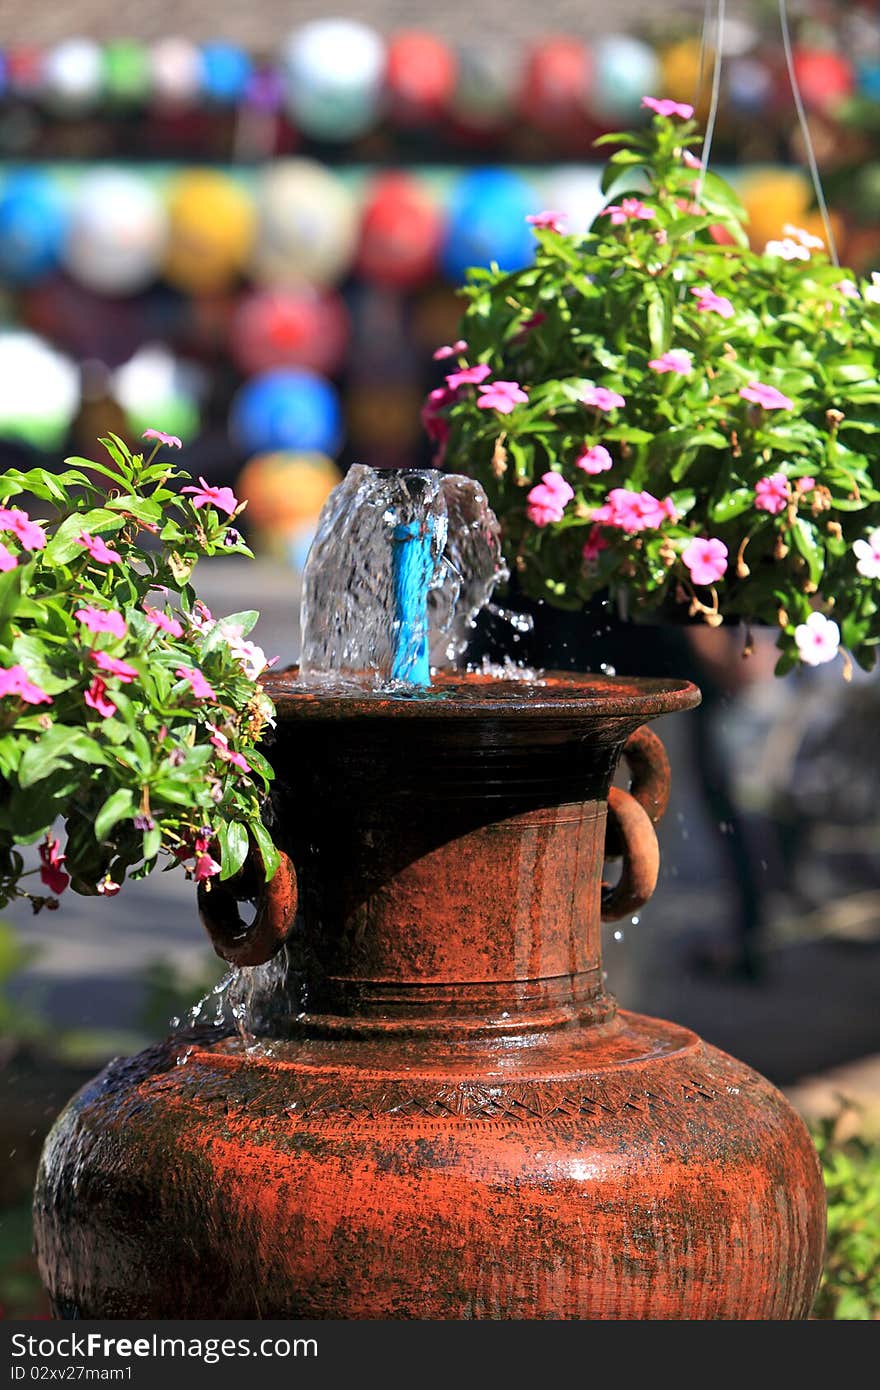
[261,667,701,721]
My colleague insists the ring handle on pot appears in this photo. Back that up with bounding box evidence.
[197,843,297,967]
[601,725,669,922]
[603,724,670,858]
[601,787,660,921]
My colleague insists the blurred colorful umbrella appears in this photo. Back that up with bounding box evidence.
[251,159,357,287]
[386,32,457,126]
[200,42,253,105]
[230,368,343,455]
[112,343,201,443]
[0,331,79,449]
[163,170,254,294]
[282,19,385,140]
[590,35,660,122]
[441,168,535,281]
[357,172,443,289]
[0,170,67,283]
[42,38,104,112]
[64,169,167,296]
[231,288,350,376]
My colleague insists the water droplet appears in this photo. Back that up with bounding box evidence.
[630,915,640,926]
[613,929,624,941]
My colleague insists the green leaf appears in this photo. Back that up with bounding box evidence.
[791,517,824,587]
[710,489,754,522]
[645,284,672,358]
[142,826,161,860]
[250,819,281,882]
[218,820,249,881]
[95,789,134,842]
[0,563,24,636]
[44,509,126,564]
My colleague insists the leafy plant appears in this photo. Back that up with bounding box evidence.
[0,432,278,911]
[812,1107,880,1320]
[434,97,880,674]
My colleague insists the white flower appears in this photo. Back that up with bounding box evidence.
[794,611,840,667]
[854,528,880,579]
[863,271,880,305]
[232,639,268,681]
[215,621,267,679]
[782,223,824,251]
[764,237,810,262]
[836,279,860,300]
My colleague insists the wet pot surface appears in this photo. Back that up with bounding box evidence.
[34,673,826,1319]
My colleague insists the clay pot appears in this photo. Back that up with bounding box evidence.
[34,671,825,1319]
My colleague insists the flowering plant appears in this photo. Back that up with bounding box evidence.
[0,431,278,911]
[431,97,880,674]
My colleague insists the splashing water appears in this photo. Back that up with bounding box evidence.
[299,465,507,688]
[172,951,293,1056]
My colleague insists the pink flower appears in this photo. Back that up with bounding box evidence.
[84,677,117,718]
[189,600,213,630]
[582,525,608,566]
[97,875,122,896]
[601,198,654,226]
[796,476,816,495]
[75,606,126,639]
[526,210,567,232]
[143,428,183,449]
[194,840,222,882]
[0,507,46,551]
[79,532,122,565]
[581,385,626,412]
[181,477,239,517]
[476,380,529,414]
[682,149,702,170]
[144,604,184,638]
[526,472,574,527]
[690,284,735,319]
[836,279,860,300]
[854,528,880,579]
[740,381,794,410]
[682,536,728,586]
[446,363,492,390]
[93,651,138,683]
[432,340,467,360]
[648,349,693,376]
[39,836,69,897]
[754,473,791,515]
[575,444,613,474]
[0,665,52,705]
[421,385,455,443]
[592,488,677,533]
[642,96,695,119]
[176,666,216,700]
[517,311,546,336]
[208,724,252,774]
[794,611,840,667]
[0,543,17,573]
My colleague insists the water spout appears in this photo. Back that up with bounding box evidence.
[299,465,506,689]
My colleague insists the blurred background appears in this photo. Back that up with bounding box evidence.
[1,0,879,1319]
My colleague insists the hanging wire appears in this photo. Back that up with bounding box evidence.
[694,0,726,207]
[777,0,840,265]
[696,0,713,96]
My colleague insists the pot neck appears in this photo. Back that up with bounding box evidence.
[270,715,630,1039]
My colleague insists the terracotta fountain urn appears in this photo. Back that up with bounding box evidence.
[34,669,826,1319]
